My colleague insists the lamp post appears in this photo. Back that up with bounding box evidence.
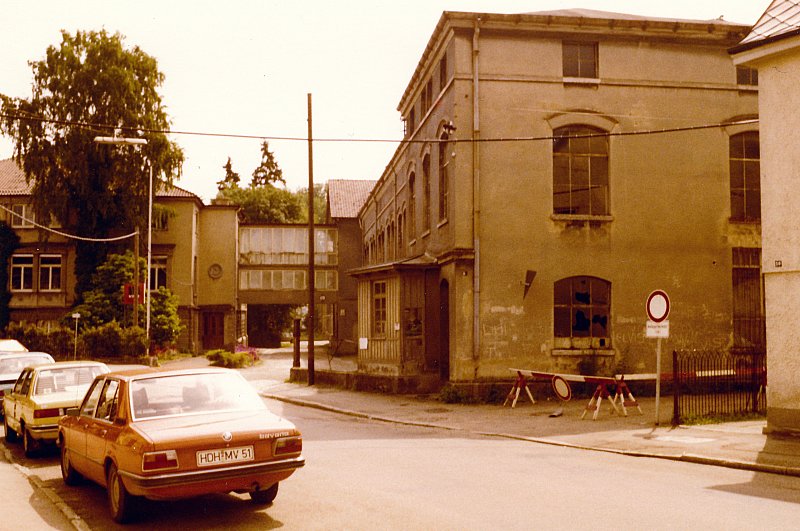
[71,312,80,360]
[93,136,151,356]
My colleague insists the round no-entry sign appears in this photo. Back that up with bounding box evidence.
[646,290,670,323]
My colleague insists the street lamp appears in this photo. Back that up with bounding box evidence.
[93,136,152,356]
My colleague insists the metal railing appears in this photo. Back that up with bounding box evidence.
[672,349,766,425]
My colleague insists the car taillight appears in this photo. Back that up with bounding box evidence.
[34,408,61,419]
[142,450,179,471]
[274,436,302,456]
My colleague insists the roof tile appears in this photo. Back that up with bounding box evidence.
[327,179,376,219]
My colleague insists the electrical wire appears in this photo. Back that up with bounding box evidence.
[0,111,759,145]
[0,203,137,242]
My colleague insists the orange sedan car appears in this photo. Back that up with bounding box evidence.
[57,367,304,523]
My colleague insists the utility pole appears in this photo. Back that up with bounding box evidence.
[307,93,315,385]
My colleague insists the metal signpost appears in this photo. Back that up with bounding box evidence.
[646,290,670,426]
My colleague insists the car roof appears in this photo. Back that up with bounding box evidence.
[0,339,27,352]
[30,360,109,372]
[104,366,234,382]
[0,352,53,360]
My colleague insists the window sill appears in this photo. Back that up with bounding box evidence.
[419,229,431,240]
[728,218,761,225]
[737,85,758,92]
[563,77,600,86]
[551,214,613,224]
[552,348,615,357]
[437,218,448,229]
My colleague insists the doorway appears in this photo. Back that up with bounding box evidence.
[202,312,224,350]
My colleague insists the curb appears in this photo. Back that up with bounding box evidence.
[2,445,90,531]
[263,392,800,479]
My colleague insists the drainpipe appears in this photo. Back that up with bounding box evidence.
[472,19,481,376]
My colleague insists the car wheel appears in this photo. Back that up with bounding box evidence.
[249,482,279,505]
[107,463,137,523]
[23,426,37,457]
[60,441,83,486]
[3,416,17,443]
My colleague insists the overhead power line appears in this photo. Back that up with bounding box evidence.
[0,111,759,145]
[0,203,137,242]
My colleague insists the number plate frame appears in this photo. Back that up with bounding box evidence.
[196,445,254,467]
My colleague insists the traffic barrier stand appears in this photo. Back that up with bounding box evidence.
[580,380,621,420]
[611,378,643,416]
[503,371,535,408]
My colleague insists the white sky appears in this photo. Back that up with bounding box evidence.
[1,1,767,202]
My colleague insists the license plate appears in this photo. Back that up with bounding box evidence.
[196,445,254,467]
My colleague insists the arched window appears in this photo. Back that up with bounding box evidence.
[408,172,416,240]
[438,132,449,222]
[422,154,431,232]
[729,131,760,222]
[553,125,609,216]
[554,276,610,340]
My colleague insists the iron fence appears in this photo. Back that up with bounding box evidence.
[671,349,766,426]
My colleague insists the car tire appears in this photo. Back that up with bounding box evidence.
[23,426,37,457]
[249,482,279,505]
[3,416,17,443]
[107,463,138,523]
[60,441,83,486]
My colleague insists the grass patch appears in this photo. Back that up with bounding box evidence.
[205,349,255,369]
[681,412,765,425]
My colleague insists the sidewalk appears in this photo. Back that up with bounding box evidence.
[231,350,800,478]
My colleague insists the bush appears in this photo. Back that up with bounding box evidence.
[206,349,254,369]
[81,322,146,359]
[439,384,478,404]
[5,322,74,359]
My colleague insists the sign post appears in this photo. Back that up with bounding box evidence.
[646,290,670,426]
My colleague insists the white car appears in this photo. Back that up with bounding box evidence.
[0,352,55,416]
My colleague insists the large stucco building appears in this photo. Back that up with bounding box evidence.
[354,9,761,389]
[731,0,800,436]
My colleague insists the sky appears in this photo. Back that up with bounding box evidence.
[1,0,768,202]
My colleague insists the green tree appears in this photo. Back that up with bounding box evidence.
[217,186,303,224]
[0,222,21,330]
[0,30,184,298]
[296,183,328,223]
[250,141,284,188]
[217,156,240,191]
[70,251,182,349]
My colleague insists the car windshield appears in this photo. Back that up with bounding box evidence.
[34,366,103,396]
[0,356,50,374]
[130,372,266,420]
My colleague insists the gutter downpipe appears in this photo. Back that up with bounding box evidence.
[472,19,481,377]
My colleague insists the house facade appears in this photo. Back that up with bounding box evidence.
[354,10,760,388]
[731,0,800,436]
[0,158,241,353]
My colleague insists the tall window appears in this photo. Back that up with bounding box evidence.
[732,248,765,351]
[730,131,760,222]
[422,154,431,232]
[439,54,448,91]
[39,255,62,291]
[11,255,33,291]
[553,125,609,216]
[438,133,449,222]
[397,209,405,255]
[372,281,387,336]
[149,256,168,290]
[408,173,416,240]
[554,277,610,340]
[563,41,598,78]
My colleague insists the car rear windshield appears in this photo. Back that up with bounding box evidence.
[34,366,105,396]
[130,372,266,420]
